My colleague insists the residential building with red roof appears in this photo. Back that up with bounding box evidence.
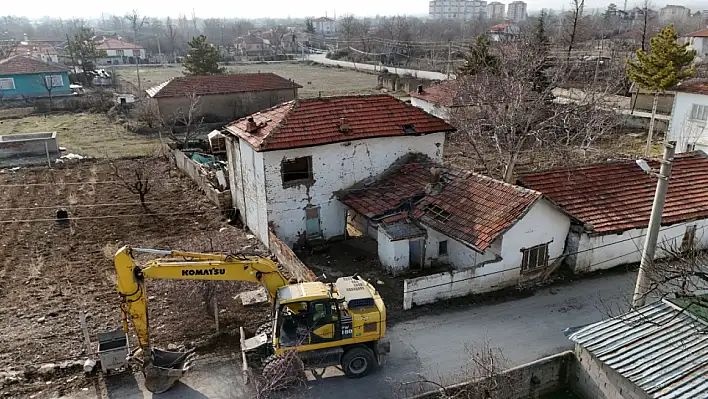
[684,28,708,59]
[338,153,570,307]
[146,73,301,122]
[95,37,145,65]
[0,56,71,100]
[667,79,708,153]
[409,80,463,121]
[222,95,456,247]
[519,152,708,273]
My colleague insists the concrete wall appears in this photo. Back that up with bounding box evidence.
[378,73,437,93]
[171,148,231,210]
[377,228,411,275]
[630,90,674,115]
[412,351,574,399]
[267,230,315,283]
[410,97,450,121]
[404,199,570,309]
[261,133,446,246]
[667,91,708,153]
[0,132,58,159]
[571,218,708,273]
[570,345,650,399]
[157,88,297,122]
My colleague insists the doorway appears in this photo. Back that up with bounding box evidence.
[409,239,423,269]
[305,206,322,240]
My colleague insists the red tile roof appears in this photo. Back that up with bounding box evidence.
[687,29,708,37]
[146,73,301,98]
[519,152,708,234]
[96,37,143,50]
[224,95,456,152]
[340,154,541,250]
[0,55,69,75]
[489,23,511,31]
[674,79,708,95]
[410,80,459,107]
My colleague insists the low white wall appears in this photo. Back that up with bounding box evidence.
[410,97,449,121]
[377,228,410,275]
[573,218,708,273]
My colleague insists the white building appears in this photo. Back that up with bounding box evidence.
[95,37,146,65]
[409,80,461,121]
[340,154,571,308]
[507,1,528,22]
[684,29,708,60]
[520,152,708,274]
[659,5,691,22]
[667,80,708,153]
[313,17,336,35]
[429,0,488,20]
[487,1,506,20]
[222,95,455,248]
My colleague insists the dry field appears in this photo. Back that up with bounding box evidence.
[0,159,268,397]
[120,62,381,98]
[0,113,161,158]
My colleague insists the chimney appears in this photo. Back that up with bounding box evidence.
[338,117,351,134]
[417,84,424,94]
[430,166,441,184]
[245,117,258,133]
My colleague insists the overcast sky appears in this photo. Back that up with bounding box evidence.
[5,0,708,20]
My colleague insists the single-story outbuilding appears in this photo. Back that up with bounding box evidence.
[0,56,71,100]
[519,152,708,274]
[146,73,302,123]
[339,153,571,307]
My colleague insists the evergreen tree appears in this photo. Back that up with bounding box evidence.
[183,35,225,76]
[532,11,552,95]
[68,27,106,86]
[627,25,696,154]
[458,35,499,76]
[305,19,316,34]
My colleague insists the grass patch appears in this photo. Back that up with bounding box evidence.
[0,113,161,157]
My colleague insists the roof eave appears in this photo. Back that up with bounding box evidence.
[255,129,455,152]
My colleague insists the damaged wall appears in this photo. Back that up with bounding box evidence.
[262,133,446,246]
[377,227,411,275]
[403,199,570,309]
[171,148,231,209]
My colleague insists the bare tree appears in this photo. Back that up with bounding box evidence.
[137,99,164,130]
[109,158,154,210]
[124,10,147,90]
[0,39,18,60]
[639,0,655,52]
[163,17,180,62]
[564,0,586,63]
[37,73,61,112]
[170,92,204,149]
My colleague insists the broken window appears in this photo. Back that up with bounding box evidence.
[438,240,448,256]
[402,124,417,134]
[424,204,451,222]
[521,243,549,271]
[281,156,313,185]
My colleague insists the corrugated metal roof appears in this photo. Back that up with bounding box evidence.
[568,300,708,399]
[145,79,172,98]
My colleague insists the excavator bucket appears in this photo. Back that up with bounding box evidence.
[143,348,196,393]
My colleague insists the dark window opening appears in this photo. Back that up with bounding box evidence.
[438,240,448,256]
[282,156,313,184]
[521,243,549,271]
[425,204,451,222]
[402,124,416,134]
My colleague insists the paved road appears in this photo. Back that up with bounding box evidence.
[67,270,635,398]
[307,53,452,81]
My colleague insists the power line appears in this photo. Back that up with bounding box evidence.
[0,200,192,211]
[0,211,204,224]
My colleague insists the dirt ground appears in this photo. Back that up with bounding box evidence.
[0,113,161,158]
[120,62,381,98]
[0,159,269,397]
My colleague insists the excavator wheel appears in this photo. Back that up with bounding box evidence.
[261,354,305,389]
[341,346,376,378]
[255,321,273,336]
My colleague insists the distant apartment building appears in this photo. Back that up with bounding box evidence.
[487,1,506,19]
[313,17,336,35]
[507,1,528,22]
[429,0,488,20]
[659,5,691,22]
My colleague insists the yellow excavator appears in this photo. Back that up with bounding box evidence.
[114,246,389,393]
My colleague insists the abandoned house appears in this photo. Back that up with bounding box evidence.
[145,73,302,122]
[339,154,571,284]
[222,94,455,247]
[409,80,460,121]
[520,152,708,274]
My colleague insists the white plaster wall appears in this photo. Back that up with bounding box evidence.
[410,97,450,121]
[377,228,410,275]
[423,226,499,268]
[234,138,269,247]
[262,133,446,246]
[573,218,708,273]
[667,91,708,153]
[403,199,571,309]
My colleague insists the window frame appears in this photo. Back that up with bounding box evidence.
[0,77,15,90]
[686,143,696,152]
[44,74,63,88]
[438,240,449,256]
[281,156,314,186]
[521,242,550,272]
[690,104,708,122]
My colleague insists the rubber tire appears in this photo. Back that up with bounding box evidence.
[261,353,278,368]
[341,346,376,378]
[255,321,273,336]
[261,355,304,389]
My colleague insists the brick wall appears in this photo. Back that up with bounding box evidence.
[570,345,650,399]
[268,229,315,283]
[171,148,231,210]
[411,351,574,399]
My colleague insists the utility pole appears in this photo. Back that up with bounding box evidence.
[632,141,676,308]
[446,41,452,79]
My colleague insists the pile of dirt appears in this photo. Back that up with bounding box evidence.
[0,159,268,397]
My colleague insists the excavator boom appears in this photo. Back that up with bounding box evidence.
[114,246,291,393]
